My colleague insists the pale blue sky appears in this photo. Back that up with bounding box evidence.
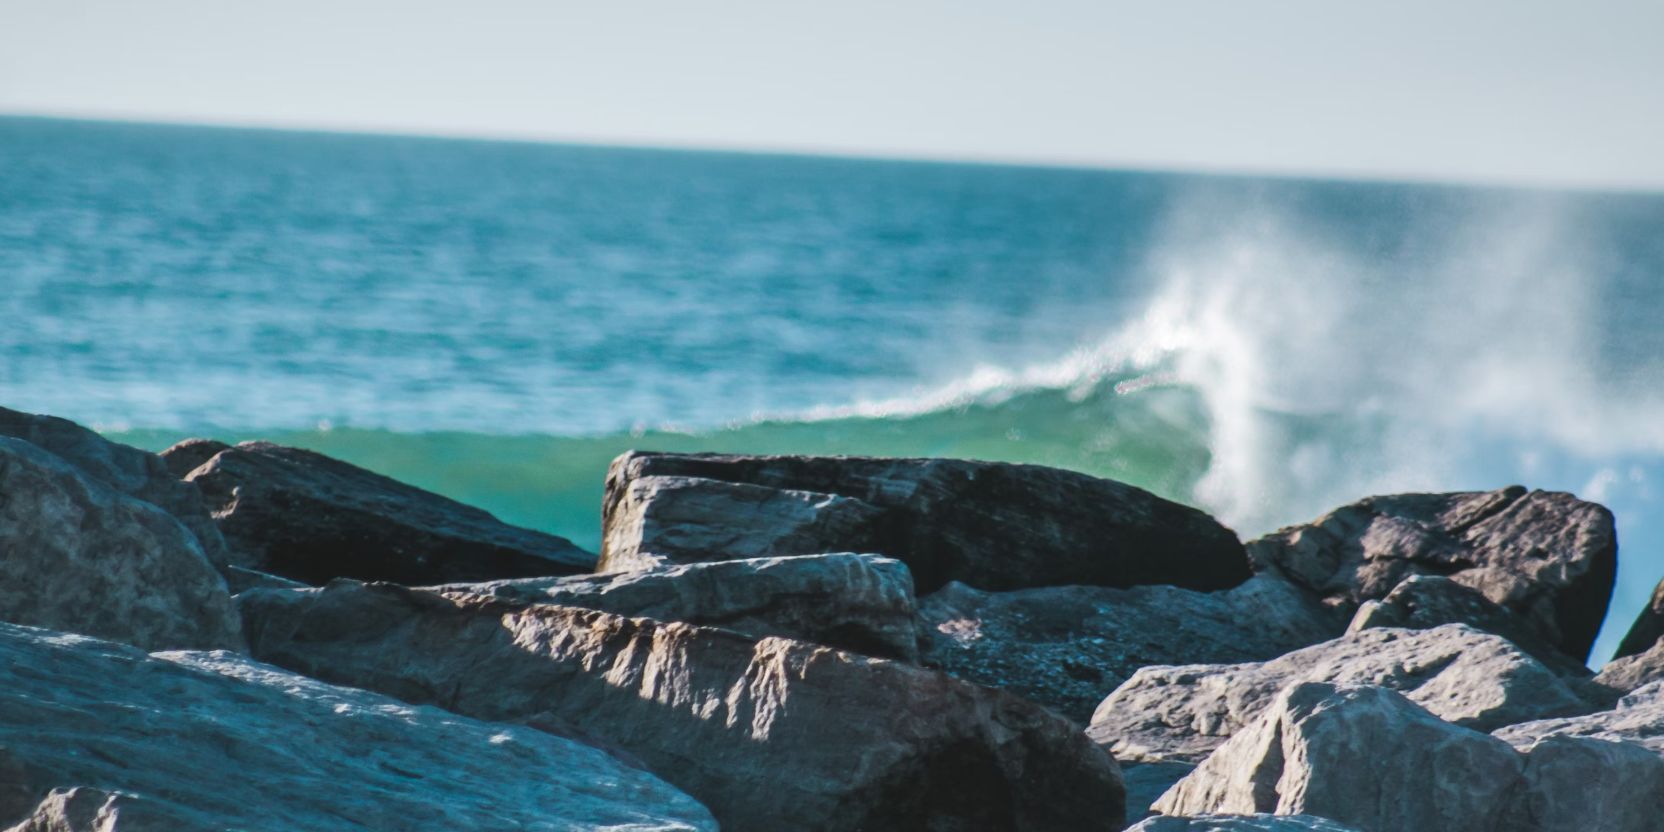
[3,0,1661,188]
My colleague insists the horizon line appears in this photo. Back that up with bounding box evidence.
[5,107,1662,198]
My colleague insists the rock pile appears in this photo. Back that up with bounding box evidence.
[1,411,1659,831]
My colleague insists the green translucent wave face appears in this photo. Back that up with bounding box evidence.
[110,381,1213,552]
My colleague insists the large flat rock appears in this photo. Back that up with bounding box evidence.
[178,441,595,585]
[920,573,1341,723]
[1087,624,1590,764]
[237,580,1126,832]
[1155,682,1664,832]
[430,552,920,660]
[1248,487,1617,663]
[601,451,1250,594]
[0,437,240,651]
[0,407,229,569]
[0,622,715,832]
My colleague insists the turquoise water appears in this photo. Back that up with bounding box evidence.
[5,115,1663,662]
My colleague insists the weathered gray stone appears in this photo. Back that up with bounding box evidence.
[0,622,715,832]
[181,441,594,585]
[1594,639,1664,694]
[237,580,1126,832]
[601,451,1251,594]
[1248,487,1616,662]
[2,787,179,832]
[1088,625,1589,764]
[1614,577,1664,659]
[1127,815,1362,832]
[1495,681,1664,756]
[0,407,229,569]
[1160,682,1664,832]
[1152,683,1525,831]
[0,437,240,651]
[920,573,1341,722]
[1498,735,1664,831]
[1347,575,1590,676]
[432,553,920,660]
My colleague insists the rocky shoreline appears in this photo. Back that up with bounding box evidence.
[1,404,1660,830]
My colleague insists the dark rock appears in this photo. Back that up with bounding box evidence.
[237,580,1127,832]
[1121,762,1198,823]
[183,441,594,585]
[0,622,714,831]
[919,573,1341,722]
[1346,575,1591,676]
[1087,625,1590,765]
[0,407,229,569]
[601,451,1250,594]
[1248,487,1616,663]
[431,552,920,661]
[0,437,241,651]
[1614,577,1664,659]
[159,437,231,480]
[1160,682,1664,832]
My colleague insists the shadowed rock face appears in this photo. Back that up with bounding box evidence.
[0,438,241,652]
[0,622,716,832]
[1248,487,1617,663]
[1614,578,1664,659]
[237,580,1126,832]
[1157,683,1664,832]
[1087,624,1591,765]
[429,552,921,661]
[0,407,230,569]
[919,573,1342,723]
[600,451,1251,594]
[177,441,595,585]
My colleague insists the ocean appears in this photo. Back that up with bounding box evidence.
[4,115,1662,663]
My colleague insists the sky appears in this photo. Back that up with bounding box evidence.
[3,0,1663,189]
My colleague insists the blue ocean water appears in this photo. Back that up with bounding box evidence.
[4,115,1663,662]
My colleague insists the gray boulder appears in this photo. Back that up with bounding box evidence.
[0,438,240,651]
[1346,575,1590,676]
[1087,624,1589,764]
[179,441,595,585]
[0,622,715,832]
[1614,576,1664,658]
[0,407,229,569]
[1248,487,1616,662]
[237,580,1127,832]
[1594,640,1664,694]
[1495,680,1664,756]
[1157,682,1664,832]
[431,553,920,660]
[1128,815,1361,832]
[601,451,1250,594]
[920,573,1341,722]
